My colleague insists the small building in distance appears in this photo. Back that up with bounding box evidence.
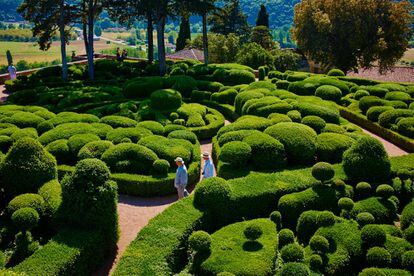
[166,47,204,63]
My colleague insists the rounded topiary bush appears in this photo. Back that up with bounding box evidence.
[311,162,335,183]
[397,117,414,139]
[270,211,282,230]
[264,122,317,164]
[361,225,386,248]
[343,136,391,182]
[333,179,346,191]
[150,89,182,112]
[136,121,165,136]
[316,132,355,163]
[279,228,295,249]
[310,235,329,254]
[301,115,326,133]
[67,134,101,154]
[101,143,158,174]
[402,250,414,271]
[167,130,198,144]
[376,184,394,199]
[123,76,164,98]
[281,243,304,263]
[78,140,113,160]
[327,69,345,77]
[309,254,323,271]
[242,133,286,170]
[287,110,302,122]
[354,90,370,100]
[194,177,231,212]
[403,224,414,244]
[219,141,252,166]
[366,106,394,122]
[338,197,354,211]
[244,223,263,241]
[317,211,335,227]
[356,182,372,198]
[0,137,57,199]
[315,85,342,103]
[366,247,391,267]
[189,231,211,252]
[152,159,170,175]
[11,207,39,231]
[7,193,45,215]
[280,262,310,276]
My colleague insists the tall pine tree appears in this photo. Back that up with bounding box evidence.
[209,0,250,38]
[256,4,269,28]
[176,15,191,51]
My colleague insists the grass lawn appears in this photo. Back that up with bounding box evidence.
[0,40,132,66]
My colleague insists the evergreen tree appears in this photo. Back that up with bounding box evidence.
[250,26,277,50]
[256,4,269,27]
[18,0,73,81]
[209,0,250,39]
[176,15,191,51]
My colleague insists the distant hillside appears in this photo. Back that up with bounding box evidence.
[0,0,23,21]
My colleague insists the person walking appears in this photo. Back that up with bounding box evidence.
[116,47,121,61]
[7,63,17,80]
[121,49,128,61]
[201,152,214,179]
[175,157,188,199]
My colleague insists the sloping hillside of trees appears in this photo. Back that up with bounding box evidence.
[0,0,23,21]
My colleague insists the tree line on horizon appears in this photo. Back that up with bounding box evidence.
[16,0,414,81]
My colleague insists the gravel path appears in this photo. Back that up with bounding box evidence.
[362,129,408,157]
[0,85,8,101]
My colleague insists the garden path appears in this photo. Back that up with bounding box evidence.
[361,128,407,157]
[0,85,8,101]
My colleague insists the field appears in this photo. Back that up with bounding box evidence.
[0,40,133,66]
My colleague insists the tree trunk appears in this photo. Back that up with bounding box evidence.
[83,23,89,56]
[202,13,209,65]
[156,16,167,76]
[147,12,154,63]
[59,1,68,81]
[87,0,95,80]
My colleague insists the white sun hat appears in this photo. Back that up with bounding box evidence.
[174,157,184,163]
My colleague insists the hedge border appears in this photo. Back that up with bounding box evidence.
[57,144,201,197]
[112,154,414,275]
[187,108,225,141]
[339,107,414,152]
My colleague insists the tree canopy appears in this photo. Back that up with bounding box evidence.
[292,0,413,73]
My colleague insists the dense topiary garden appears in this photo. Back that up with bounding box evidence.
[1,60,414,275]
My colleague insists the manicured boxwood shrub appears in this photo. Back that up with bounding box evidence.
[150,89,182,112]
[279,228,295,249]
[315,85,343,103]
[376,184,394,199]
[359,96,388,114]
[366,106,394,122]
[264,122,317,164]
[11,207,39,231]
[189,231,211,252]
[316,133,355,163]
[193,177,231,215]
[280,262,310,276]
[167,130,198,144]
[361,225,387,248]
[385,91,411,102]
[310,235,329,254]
[401,201,414,230]
[292,102,340,124]
[99,115,137,128]
[78,140,113,160]
[136,121,165,135]
[196,80,224,92]
[7,193,45,215]
[351,197,397,224]
[327,69,345,77]
[0,138,57,199]
[286,110,302,122]
[211,89,238,105]
[101,143,158,174]
[397,117,414,138]
[311,162,335,183]
[106,127,152,144]
[343,136,391,182]
[281,243,304,262]
[301,115,326,133]
[242,132,286,170]
[356,212,376,227]
[354,90,370,100]
[402,250,414,271]
[45,139,70,164]
[38,179,62,219]
[67,134,100,154]
[244,223,263,240]
[0,135,13,152]
[234,91,265,114]
[378,109,414,128]
[366,247,391,267]
[123,76,164,98]
[270,211,282,230]
[219,141,252,166]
